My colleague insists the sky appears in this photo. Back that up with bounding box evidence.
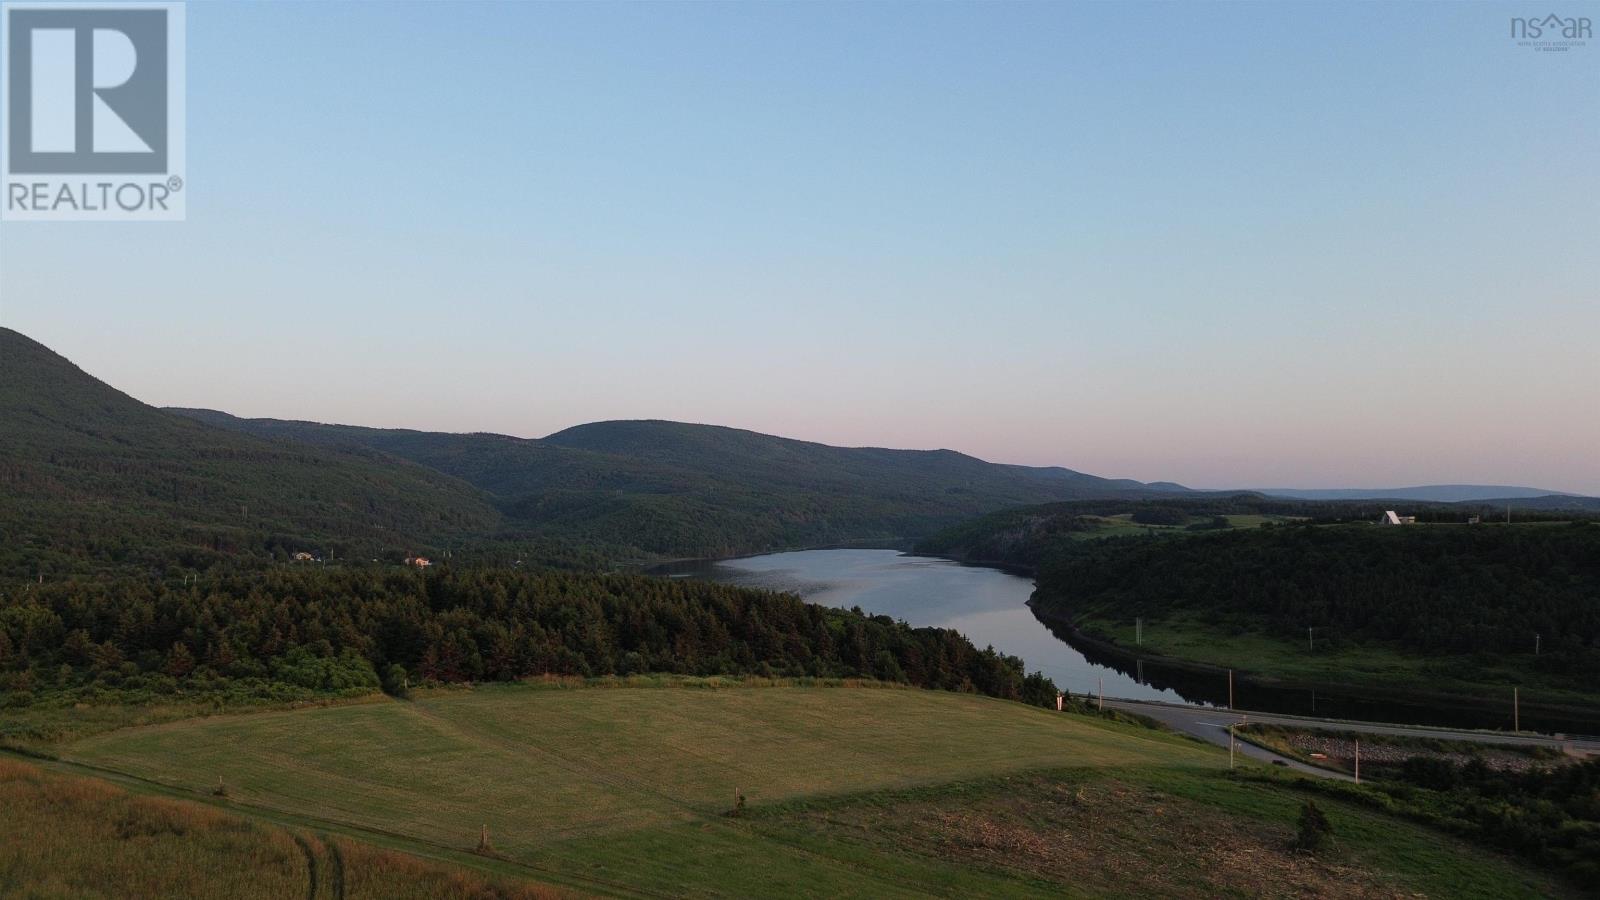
[1,1,1596,494]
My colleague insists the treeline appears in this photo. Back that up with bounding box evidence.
[0,567,1057,710]
[1034,523,1600,684]
[914,495,1301,567]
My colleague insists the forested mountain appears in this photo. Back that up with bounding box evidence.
[0,329,499,577]
[172,411,1186,560]
[542,419,1163,498]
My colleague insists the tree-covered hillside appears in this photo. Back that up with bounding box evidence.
[918,495,1600,700]
[172,411,1186,560]
[0,329,500,578]
[0,566,1057,718]
[1027,523,1600,691]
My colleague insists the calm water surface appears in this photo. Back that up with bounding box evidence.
[673,548,1186,703]
[669,548,1600,734]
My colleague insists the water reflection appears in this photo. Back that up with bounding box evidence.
[665,548,1189,703]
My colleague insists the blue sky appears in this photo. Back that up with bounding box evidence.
[2,1,1596,493]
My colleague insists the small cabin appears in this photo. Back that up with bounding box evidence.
[405,556,433,568]
[1378,510,1416,526]
[292,552,316,562]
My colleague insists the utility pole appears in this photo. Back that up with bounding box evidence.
[1097,676,1104,712]
[1514,688,1520,732]
[1228,669,1234,710]
[1308,627,1314,653]
[1354,739,1360,784]
[1136,617,1142,646]
[1535,633,1540,656]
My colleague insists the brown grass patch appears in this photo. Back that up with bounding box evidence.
[0,758,576,899]
[336,838,573,899]
[798,777,1423,899]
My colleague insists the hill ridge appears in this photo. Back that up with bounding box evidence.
[169,410,1184,560]
[0,329,500,576]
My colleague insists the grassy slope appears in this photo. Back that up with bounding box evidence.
[1080,611,1490,692]
[0,757,565,899]
[43,684,1569,898]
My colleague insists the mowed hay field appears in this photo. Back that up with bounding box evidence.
[0,757,566,900]
[66,684,1212,847]
[48,684,1572,898]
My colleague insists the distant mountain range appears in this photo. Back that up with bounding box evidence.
[1256,485,1591,504]
[169,411,1186,560]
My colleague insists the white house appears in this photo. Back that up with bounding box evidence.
[1378,510,1416,526]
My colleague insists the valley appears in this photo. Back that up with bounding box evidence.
[3,327,1597,897]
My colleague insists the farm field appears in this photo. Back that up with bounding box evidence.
[26,683,1573,898]
[0,756,565,899]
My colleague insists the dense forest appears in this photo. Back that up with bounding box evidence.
[1030,523,1600,684]
[0,566,1058,713]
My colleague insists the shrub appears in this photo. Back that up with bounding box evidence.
[381,663,410,698]
[1296,799,1333,852]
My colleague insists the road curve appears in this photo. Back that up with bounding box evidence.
[1104,697,1600,780]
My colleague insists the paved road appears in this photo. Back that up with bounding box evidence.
[1104,697,1600,780]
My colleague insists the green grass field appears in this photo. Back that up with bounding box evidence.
[24,682,1571,898]
[61,684,1209,878]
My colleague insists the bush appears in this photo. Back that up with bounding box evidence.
[381,663,410,698]
[1296,799,1333,852]
[268,647,380,692]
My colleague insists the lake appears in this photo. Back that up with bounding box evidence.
[666,548,1187,703]
[667,548,1600,735]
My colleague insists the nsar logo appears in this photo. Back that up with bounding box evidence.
[1510,13,1592,52]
